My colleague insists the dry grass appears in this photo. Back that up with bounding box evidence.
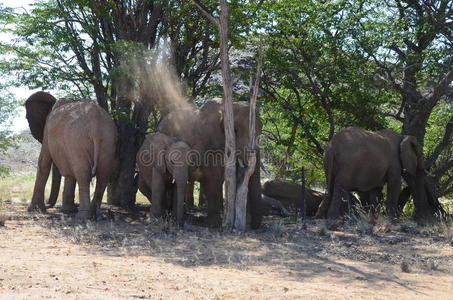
[0,172,39,204]
[0,171,151,206]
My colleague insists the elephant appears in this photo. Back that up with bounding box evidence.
[25,91,117,219]
[261,194,291,217]
[136,132,191,226]
[316,127,423,220]
[261,179,324,216]
[157,98,263,229]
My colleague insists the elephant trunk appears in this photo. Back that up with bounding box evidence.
[174,168,188,226]
[46,163,61,208]
[248,149,263,229]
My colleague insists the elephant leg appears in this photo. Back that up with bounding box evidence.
[75,178,91,220]
[386,173,401,218]
[150,169,165,218]
[327,183,343,220]
[315,197,330,219]
[341,189,353,216]
[358,191,370,209]
[205,171,224,227]
[47,164,61,208]
[91,176,109,220]
[247,154,263,229]
[138,176,153,203]
[398,187,411,215]
[199,181,207,206]
[368,188,382,215]
[164,182,174,214]
[186,181,195,206]
[61,177,77,213]
[28,145,52,213]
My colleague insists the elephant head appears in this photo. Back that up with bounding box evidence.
[25,91,57,143]
[25,91,61,208]
[400,136,423,176]
[144,132,191,226]
[202,98,262,164]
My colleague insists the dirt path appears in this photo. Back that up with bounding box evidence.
[0,204,452,299]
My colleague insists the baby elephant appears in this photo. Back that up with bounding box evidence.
[137,133,192,226]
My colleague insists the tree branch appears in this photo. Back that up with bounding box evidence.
[428,68,453,104]
[434,160,453,179]
[426,114,453,169]
[190,0,219,27]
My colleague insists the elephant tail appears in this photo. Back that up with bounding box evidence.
[91,127,100,178]
[92,147,98,177]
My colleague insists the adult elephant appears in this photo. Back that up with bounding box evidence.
[137,133,191,226]
[158,99,263,229]
[316,127,423,220]
[26,92,117,219]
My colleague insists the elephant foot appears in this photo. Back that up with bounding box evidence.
[249,214,263,230]
[60,204,78,214]
[150,206,163,219]
[46,202,56,209]
[28,203,46,213]
[206,215,222,228]
[175,219,185,228]
[326,219,341,231]
[75,210,91,221]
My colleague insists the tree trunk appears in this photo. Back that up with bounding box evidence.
[218,0,237,229]
[107,122,140,208]
[401,97,445,219]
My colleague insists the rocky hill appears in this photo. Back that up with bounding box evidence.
[0,131,40,173]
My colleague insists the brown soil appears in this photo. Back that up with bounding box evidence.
[0,203,452,299]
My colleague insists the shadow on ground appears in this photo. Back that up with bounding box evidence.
[3,202,452,289]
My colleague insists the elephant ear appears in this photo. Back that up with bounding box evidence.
[149,133,171,174]
[25,92,57,143]
[400,136,420,176]
[201,99,223,130]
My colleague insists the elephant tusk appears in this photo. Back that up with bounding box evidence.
[238,158,245,168]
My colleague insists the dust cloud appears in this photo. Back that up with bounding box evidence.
[119,43,193,113]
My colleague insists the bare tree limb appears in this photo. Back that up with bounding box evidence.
[190,0,219,27]
[428,68,453,104]
[426,114,453,169]
[434,160,453,179]
[235,40,264,231]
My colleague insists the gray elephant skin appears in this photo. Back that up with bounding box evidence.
[262,179,324,216]
[158,99,263,229]
[137,132,191,226]
[26,91,117,219]
[316,127,423,219]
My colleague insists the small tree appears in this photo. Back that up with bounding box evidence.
[191,0,263,231]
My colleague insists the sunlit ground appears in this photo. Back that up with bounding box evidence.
[0,172,204,207]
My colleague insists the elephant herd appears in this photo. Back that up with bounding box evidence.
[25,91,423,228]
[25,93,262,228]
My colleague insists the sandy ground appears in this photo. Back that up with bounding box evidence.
[0,204,452,300]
